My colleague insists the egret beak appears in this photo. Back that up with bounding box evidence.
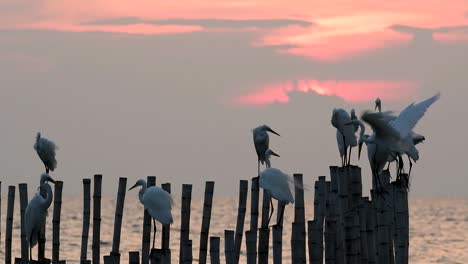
[358,142,363,160]
[128,183,139,191]
[267,127,280,137]
[344,121,353,126]
[270,150,280,157]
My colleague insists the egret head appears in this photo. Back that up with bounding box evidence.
[358,134,371,160]
[129,179,147,191]
[40,173,56,185]
[256,124,280,136]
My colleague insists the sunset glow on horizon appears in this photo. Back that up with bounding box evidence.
[235,80,419,106]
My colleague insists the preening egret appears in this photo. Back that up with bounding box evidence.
[253,125,280,174]
[34,133,58,174]
[129,179,173,249]
[25,174,56,261]
[331,108,357,166]
[375,97,382,112]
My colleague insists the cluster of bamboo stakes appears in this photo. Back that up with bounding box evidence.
[0,165,409,264]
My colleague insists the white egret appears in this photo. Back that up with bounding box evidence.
[25,173,56,261]
[34,133,58,174]
[253,125,280,174]
[258,149,294,226]
[331,108,357,166]
[129,179,173,250]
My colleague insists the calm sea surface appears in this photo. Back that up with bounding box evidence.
[0,196,467,264]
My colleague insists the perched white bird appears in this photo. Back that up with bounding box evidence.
[25,173,56,261]
[253,125,280,174]
[34,133,58,174]
[258,149,294,226]
[331,108,357,166]
[129,179,173,249]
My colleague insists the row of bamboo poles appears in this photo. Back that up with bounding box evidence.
[1,165,409,264]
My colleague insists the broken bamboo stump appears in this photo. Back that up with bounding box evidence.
[245,230,257,264]
[179,184,192,264]
[258,189,271,264]
[291,173,306,264]
[224,231,235,264]
[161,183,172,264]
[18,183,29,261]
[234,180,248,264]
[209,237,220,264]
[92,174,102,264]
[108,177,128,264]
[129,252,140,264]
[52,181,64,263]
[394,174,409,264]
[198,181,214,264]
[5,186,15,264]
[81,178,92,264]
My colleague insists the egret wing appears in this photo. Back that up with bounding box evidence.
[390,93,440,138]
[260,168,294,204]
[143,186,173,224]
[361,111,400,140]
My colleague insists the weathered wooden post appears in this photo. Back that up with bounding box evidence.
[52,181,64,264]
[394,174,409,264]
[245,230,257,264]
[142,176,156,264]
[224,230,235,264]
[179,184,192,264]
[129,252,140,264]
[209,237,220,264]
[18,183,29,262]
[108,177,127,264]
[291,173,306,264]
[81,178,92,264]
[92,174,103,264]
[161,183,172,264]
[5,186,15,264]
[198,181,215,264]
[234,180,248,264]
[258,190,270,264]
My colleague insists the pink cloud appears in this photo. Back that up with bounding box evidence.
[235,79,419,105]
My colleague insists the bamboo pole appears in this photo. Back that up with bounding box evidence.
[53,181,64,263]
[198,181,214,264]
[224,231,235,264]
[18,183,29,261]
[81,179,92,264]
[359,198,369,264]
[179,184,192,264]
[250,177,260,231]
[312,176,327,263]
[330,166,346,264]
[109,177,127,263]
[129,252,140,264]
[366,198,377,264]
[209,237,220,264]
[394,174,409,264]
[234,180,248,264]
[142,176,156,264]
[38,184,47,261]
[292,173,306,264]
[324,218,337,264]
[92,174,103,264]
[308,220,322,264]
[182,240,193,264]
[5,186,15,264]
[245,230,257,264]
[272,225,283,264]
[160,183,171,264]
[258,190,270,264]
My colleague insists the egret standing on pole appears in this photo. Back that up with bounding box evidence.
[253,125,280,175]
[34,133,58,174]
[331,109,357,167]
[24,174,56,261]
[129,179,173,250]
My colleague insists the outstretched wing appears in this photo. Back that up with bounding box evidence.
[390,93,440,138]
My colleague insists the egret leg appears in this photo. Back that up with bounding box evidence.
[407,155,413,178]
[152,218,157,250]
[46,167,49,174]
[342,135,347,167]
[258,161,261,176]
[267,199,275,227]
[348,146,353,166]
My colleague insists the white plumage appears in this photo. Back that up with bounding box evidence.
[129,179,173,249]
[34,133,58,174]
[331,108,357,166]
[259,168,295,205]
[24,174,55,260]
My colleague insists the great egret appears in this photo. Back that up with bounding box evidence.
[361,93,440,182]
[129,179,173,250]
[25,174,56,261]
[253,125,280,174]
[331,108,357,166]
[34,133,58,174]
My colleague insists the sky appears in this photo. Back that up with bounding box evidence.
[0,0,467,198]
